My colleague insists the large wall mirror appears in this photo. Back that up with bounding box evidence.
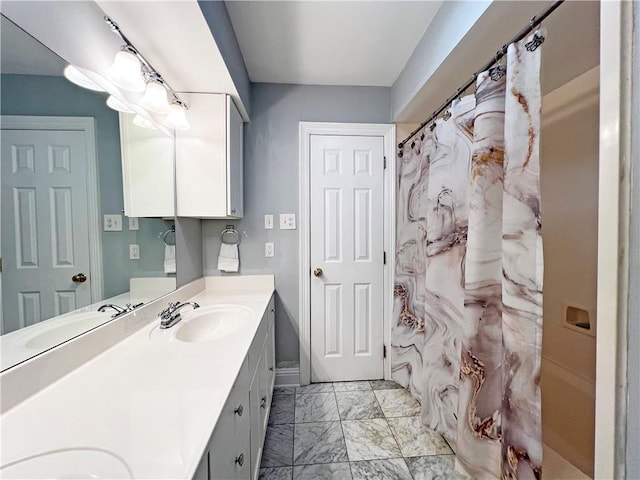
[0,4,178,371]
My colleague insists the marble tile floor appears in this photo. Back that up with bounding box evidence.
[260,380,461,480]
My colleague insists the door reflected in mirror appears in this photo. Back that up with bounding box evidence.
[0,14,177,371]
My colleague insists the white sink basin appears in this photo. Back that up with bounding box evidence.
[174,305,254,343]
[8,312,112,351]
[0,447,132,479]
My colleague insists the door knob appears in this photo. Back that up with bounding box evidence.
[72,273,87,283]
[313,268,323,277]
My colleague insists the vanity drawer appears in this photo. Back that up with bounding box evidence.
[209,359,251,480]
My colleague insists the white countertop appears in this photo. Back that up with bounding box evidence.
[0,275,274,479]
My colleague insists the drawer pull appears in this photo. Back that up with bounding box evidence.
[235,453,244,467]
[234,404,244,417]
[261,396,267,409]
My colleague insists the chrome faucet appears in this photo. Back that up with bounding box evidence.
[159,301,200,329]
[97,302,143,318]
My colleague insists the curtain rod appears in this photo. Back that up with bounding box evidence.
[398,0,564,150]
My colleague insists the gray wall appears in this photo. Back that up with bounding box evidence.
[0,74,171,298]
[203,83,391,365]
[198,0,251,117]
[627,2,639,476]
[176,217,204,288]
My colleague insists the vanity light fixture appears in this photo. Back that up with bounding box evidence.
[107,46,146,92]
[106,95,135,113]
[140,75,171,114]
[105,15,189,130]
[63,65,106,92]
[164,101,190,130]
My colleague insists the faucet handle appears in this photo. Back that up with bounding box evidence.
[159,304,174,319]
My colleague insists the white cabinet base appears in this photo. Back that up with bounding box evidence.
[204,296,275,480]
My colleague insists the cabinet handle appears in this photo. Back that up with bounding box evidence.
[234,404,244,417]
[269,366,274,372]
[261,396,267,409]
[235,453,244,467]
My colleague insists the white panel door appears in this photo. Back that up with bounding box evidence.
[1,128,91,333]
[310,134,384,382]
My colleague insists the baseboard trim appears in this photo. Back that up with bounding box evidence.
[275,367,300,386]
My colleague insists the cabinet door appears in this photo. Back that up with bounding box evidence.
[210,362,250,480]
[175,93,227,218]
[256,342,270,436]
[119,112,174,217]
[249,358,265,480]
[226,96,243,218]
[266,298,276,396]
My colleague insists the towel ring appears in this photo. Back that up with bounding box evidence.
[161,225,176,246]
[220,225,240,246]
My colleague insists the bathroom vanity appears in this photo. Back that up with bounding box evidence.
[0,275,275,480]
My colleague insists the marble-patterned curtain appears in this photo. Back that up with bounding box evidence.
[392,31,544,480]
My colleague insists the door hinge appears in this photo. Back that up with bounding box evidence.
[383,251,386,264]
[383,345,387,358]
[384,156,387,169]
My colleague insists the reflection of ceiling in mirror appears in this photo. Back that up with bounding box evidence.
[0,15,66,75]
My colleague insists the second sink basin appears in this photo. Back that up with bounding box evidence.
[0,447,132,479]
[174,305,254,343]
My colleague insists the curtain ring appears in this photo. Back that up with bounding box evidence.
[525,32,545,52]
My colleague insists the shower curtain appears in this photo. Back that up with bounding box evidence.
[392,31,544,480]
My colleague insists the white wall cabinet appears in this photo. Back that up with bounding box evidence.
[176,93,243,219]
[119,113,175,218]
[200,296,275,480]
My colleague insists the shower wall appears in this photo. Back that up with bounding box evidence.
[540,67,599,477]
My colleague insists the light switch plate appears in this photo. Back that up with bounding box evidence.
[264,214,274,230]
[279,213,296,230]
[128,217,139,231]
[265,242,275,257]
[104,214,122,231]
[129,244,140,260]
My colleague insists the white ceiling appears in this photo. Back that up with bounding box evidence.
[0,15,66,76]
[226,1,443,87]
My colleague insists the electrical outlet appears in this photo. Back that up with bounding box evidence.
[104,214,122,231]
[129,244,140,260]
[265,242,275,258]
[264,214,274,230]
[128,217,139,231]
[279,213,296,230]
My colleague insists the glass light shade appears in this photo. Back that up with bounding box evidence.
[107,50,145,92]
[139,81,170,114]
[164,103,190,130]
[106,95,135,114]
[63,65,106,92]
[133,114,157,130]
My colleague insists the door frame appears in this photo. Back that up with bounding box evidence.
[1,115,103,304]
[298,122,396,386]
[594,1,633,477]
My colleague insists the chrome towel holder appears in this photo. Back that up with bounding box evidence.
[161,225,176,246]
[220,225,240,246]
